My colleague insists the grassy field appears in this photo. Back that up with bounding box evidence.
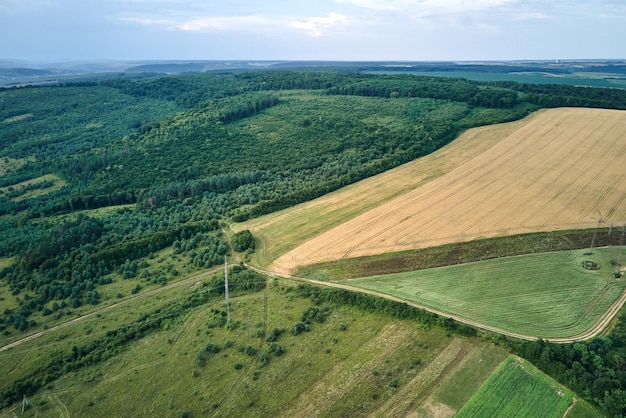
[346,248,625,339]
[1,277,515,418]
[29,203,136,227]
[0,155,35,177]
[456,355,576,418]
[0,257,13,271]
[0,174,66,201]
[244,108,626,274]
[1,268,605,417]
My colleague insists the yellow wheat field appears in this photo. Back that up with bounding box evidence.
[245,108,626,274]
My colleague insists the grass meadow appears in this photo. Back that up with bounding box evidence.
[1,276,514,418]
[0,174,67,201]
[1,272,603,418]
[0,281,480,417]
[347,248,625,339]
[0,156,35,177]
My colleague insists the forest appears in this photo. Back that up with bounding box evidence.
[3,69,626,414]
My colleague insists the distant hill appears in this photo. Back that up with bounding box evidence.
[0,67,52,78]
[125,61,285,74]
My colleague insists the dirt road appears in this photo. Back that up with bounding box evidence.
[0,267,220,353]
[249,265,626,343]
[3,259,623,354]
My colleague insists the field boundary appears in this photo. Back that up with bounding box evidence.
[295,228,621,280]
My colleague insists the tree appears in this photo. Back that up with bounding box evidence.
[232,230,255,252]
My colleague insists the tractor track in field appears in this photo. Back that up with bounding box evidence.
[211,286,268,417]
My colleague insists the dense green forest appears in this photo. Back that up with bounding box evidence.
[3,70,626,414]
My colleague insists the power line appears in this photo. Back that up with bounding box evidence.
[617,225,625,276]
[225,259,231,329]
[589,212,604,253]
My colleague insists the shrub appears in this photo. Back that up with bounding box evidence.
[259,350,269,366]
[205,342,222,354]
[196,352,206,367]
[266,328,283,342]
[301,306,331,324]
[268,342,285,356]
[291,321,311,336]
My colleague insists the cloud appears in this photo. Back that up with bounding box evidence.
[290,13,350,37]
[124,15,273,32]
[123,11,351,37]
[332,0,524,32]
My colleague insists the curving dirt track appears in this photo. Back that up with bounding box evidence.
[251,265,626,343]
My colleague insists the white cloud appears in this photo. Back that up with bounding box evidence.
[332,0,523,32]
[123,12,351,37]
[290,13,349,37]
[123,15,267,32]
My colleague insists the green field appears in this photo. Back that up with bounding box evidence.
[347,248,625,338]
[0,276,510,418]
[456,355,576,418]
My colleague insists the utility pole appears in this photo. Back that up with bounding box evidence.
[224,259,231,329]
[589,213,604,253]
[617,225,625,275]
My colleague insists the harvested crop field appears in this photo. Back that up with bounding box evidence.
[268,108,626,274]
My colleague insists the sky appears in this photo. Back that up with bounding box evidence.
[1,0,625,62]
